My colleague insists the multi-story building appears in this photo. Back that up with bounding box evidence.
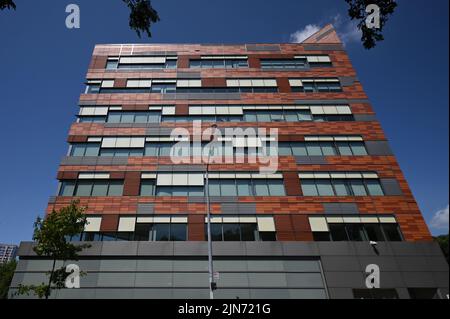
[0,244,18,264]
[10,25,449,299]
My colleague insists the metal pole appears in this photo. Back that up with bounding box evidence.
[206,124,217,299]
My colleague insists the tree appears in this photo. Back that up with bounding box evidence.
[434,234,449,264]
[122,0,160,38]
[15,201,90,299]
[0,260,17,299]
[345,0,397,49]
[0,0,15,10]
[0,0,159,38]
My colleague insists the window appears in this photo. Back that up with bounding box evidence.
[291,80,342,93]
[301,178,384,197]
[151,84,176,94]
[156,186,205,197]
[79,116,106,123]
[140,180,156,196]
[260,59,308,70]
[205,223,263,241]
[190,59,248,69]
[312,219,404,242]
[381,223,403,241]
[59,180,124,196]
[208,179,286,197]
[275,141,366,157]
[133,223,187,241]
[70,144,100,157]
[107,111,161,124]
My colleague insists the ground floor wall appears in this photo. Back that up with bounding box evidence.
[9,241,449,299]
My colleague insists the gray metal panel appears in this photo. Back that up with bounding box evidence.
[137,203,154,215]
[318,242,356,256]
[132,51,178,56]
[396,256,430,272]
[324,271,365,288]
[177,72,201,78]
[247,260,285,271]
[135,273,173,287]
[214,289,251,299]
[245,242,284,256]
[357,256,400,272]
[248,273,288,287]
[210,196,239,203]
[79,100,97,106]
[173,273,208,287]
[157,165,205,172]
[402,272,437,287]
[218,273,250,288]
[246,44,281,52]
[136,259,174,271]
[327,287,354,299]
[321,256,361,272]
[339,76,358,86]
[282,242,320,256]
[323,203,359,215]
[146,127,174,135]
[365,141,393,156]
[101,242,139,256]
[137,242,174,256]
[221,203,257,215]
[285,273,325,288]
[174,242,208,256]
[99,259,138,272]
[162,93,242,100]
[353,114,378,122]
[295,156,328,165]
[380,179,403,196]
[303,44,344,51]
[250,289,290,299]
[213,242,246,256]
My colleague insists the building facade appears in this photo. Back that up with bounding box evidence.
[0,244,18,264]
[10,25,449,299]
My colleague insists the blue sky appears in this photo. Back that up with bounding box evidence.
[0,0,448,244]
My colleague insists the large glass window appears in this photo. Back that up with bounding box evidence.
[314,221,403,242]
[190,59,248,69]
[291,81,342,93]
[206,223,262,241]
[70,144,100,157]
[59,180,124,197]
[301,178,384,197]
[107,111,161,124]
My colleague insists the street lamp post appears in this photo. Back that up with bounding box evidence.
[206,124,217,299]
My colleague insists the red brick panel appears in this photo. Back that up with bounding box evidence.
[283,172,302,196]
[277,78,292,93]
[114,79,127,88]
[274,215,295,241]
[123,172,141,196]
[94,56,108,69]
[57,171,79,180]
[176,104,190,116]
[100,214,119,232]
[188,214,205,241]
[202,78,227,87]
[67,135,88,143]
[177,56,190,69]
[291,215,314,241]
[110,172,126,179]
[248,56,261,69]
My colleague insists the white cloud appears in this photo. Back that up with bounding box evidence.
[289,24,321,43]
[430,205,449,230]
[333,14,361,45]
[289,15,361,45]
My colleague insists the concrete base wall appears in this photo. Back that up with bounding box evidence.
[9,241,449,299]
